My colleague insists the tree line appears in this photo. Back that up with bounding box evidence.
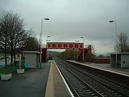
[0,12,39,65]
[60,32,129,60]
[115,32,129,52]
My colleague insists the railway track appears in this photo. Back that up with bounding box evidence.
[67,62,129,96]
[55,58,129,97]
[58,61,104,97]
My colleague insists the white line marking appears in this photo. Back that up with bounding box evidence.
[54,61,75,97]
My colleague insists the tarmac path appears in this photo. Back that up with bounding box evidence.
[0,62,50,97]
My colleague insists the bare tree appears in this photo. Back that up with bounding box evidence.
[115,32,129,52]
[0,13,12,64]
[23,36,39,51]
[0,12,27,64]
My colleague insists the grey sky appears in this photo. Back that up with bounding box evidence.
[0,0,129,54]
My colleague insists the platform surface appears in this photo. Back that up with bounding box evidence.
[67,60,129,77]
[0,62,50,97]
[45,60,72,97]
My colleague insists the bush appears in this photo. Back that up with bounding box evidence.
[0,65,17,74]
[15,59,25,69]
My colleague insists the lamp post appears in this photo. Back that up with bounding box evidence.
[109,20,118,65]
[80,36,84,61]
[39,18,50,67]
[46,35,51,42]
[46,35,51,49]
[75,40,79,60]
[46,35,51,60]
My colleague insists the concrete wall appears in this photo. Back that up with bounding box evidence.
[121,55,129,68]
[111,55,115,67]
[24,53,37,68]
[111,54,129,68]
[85,58,110,64]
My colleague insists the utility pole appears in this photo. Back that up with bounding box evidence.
[4,31,7,65]
[39,18,50,68]
[80,36,84,62]
[46,35,51,60]
[109,20,118,65]
[75,40,79,60]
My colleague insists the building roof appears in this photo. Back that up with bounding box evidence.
[111,52,129,55]
[23,51,41,54]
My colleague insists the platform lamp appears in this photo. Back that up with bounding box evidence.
[75,40,79,60]
[39,18,50,68]
[46,35,51,48]
[80,36,85,62]
[46,35,51,60]
[109,20,118,66]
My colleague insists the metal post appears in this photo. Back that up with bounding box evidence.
[83,43,84,62]
[115,21,118,65]
[75,40,79,61]
[109,20,118,65]
[74,48,75,60]
[4,30,7,65]
[46,35,51,60]
[39,18,50,67]
[73,42,76,60]
[80,37,84,61]
[39,19,43,68]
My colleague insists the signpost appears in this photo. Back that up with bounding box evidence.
[47,42,84,49]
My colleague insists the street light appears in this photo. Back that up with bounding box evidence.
[39,18,50,45]
[46,35,51,61]
[46,35,51,42]
[75,40,79,42]
[39,18,50,67]
[80,36,85,62]
[46,35,51,49]
[109,20,118,65]
[74,40,79,60]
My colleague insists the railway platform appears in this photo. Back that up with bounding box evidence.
[0,62,50,97]
[67,60,129,77]
[45,60,73,97]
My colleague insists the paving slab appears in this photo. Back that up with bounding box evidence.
[0,62,50,97]
[45,60,73,97]
[67,60,129,77]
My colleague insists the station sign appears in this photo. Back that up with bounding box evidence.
[47,42,84,49]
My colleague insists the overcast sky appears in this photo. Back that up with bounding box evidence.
[0,0,129,54]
